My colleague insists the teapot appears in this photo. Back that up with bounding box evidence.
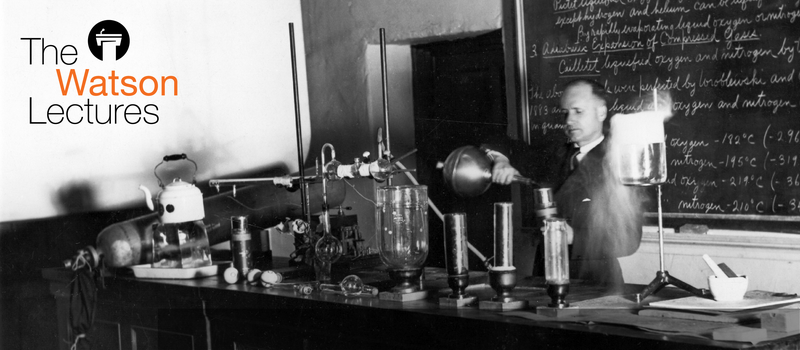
[138,154,211,268]
[138,154,205,224]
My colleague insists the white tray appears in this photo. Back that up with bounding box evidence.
[647,290,800,312]
[130,261,230,279]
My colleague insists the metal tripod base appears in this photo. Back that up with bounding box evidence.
[635,270,710,303]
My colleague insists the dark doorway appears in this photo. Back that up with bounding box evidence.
[412,30,509,271]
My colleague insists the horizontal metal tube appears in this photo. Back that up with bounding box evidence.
[209,175,319,187]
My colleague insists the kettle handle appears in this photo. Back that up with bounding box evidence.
[154,153,198,188]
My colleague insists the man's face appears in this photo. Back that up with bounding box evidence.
[560,83,607,147]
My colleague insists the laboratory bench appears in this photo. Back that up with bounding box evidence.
[42,261,800,350]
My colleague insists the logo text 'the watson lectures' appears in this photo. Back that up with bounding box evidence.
[22,20,177,125]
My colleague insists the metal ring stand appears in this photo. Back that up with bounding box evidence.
[635,185,710,303]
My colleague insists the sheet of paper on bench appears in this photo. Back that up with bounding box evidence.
[648,291,800,312]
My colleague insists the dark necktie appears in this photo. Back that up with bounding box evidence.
[569,148,581,172]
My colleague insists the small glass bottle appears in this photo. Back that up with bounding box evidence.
[231,216,252,279]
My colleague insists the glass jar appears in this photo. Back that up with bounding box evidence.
[151,220,211,268]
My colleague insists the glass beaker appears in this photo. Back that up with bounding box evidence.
[151,220,211,269]
[611,112,668,185]
[543,218,569,285]
[618,142,667,185]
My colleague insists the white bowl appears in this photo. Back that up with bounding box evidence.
[708,275,748,301]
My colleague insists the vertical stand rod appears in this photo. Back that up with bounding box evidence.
[658,185,665,272]
[289,23,308,218]
[514,0,531,144]
[379,28,392,186]
[320,144,334,235]
[304,182,311,225]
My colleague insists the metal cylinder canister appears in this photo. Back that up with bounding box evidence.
[444,213,469,276]
[492,202,514,270]
[533,188,558,221]
[444,213,470,298]
[231,216,252,278]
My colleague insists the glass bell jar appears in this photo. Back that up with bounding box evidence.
[375,185,429,293]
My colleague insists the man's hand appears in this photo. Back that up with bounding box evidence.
[491,153,521,185]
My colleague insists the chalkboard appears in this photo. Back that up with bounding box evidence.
[519,0,800,224]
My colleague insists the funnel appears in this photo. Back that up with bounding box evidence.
[441,146,535,197]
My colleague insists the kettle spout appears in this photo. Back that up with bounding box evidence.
[138,185,154,211]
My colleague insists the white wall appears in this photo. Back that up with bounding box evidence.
[0,0,310,221]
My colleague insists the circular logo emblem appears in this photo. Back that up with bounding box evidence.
[87,20,130,61]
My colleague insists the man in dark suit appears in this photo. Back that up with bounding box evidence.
[489,79,644,292]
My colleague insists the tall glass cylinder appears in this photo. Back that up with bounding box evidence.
[543,218,569,285]
[375,185,429,270]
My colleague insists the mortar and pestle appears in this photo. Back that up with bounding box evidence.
[703,254,748,301]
